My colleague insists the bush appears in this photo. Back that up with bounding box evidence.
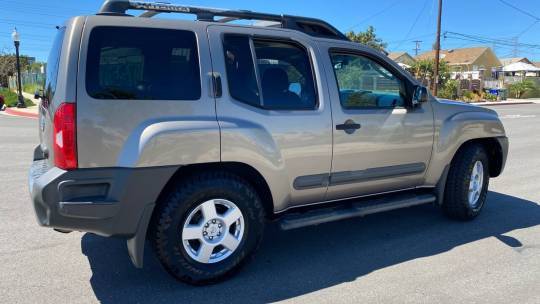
[484,92,498,101]
[507,80,535,99]
[437,79,459,100]
[23,83,43,95]
[460,90,486,103]
[522,86,540,99]
[462,90,475,102]
[0,88,34,107]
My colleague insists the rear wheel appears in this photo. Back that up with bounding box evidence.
[443,143,490,220]
[152,171,265,285]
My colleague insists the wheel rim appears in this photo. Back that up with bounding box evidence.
[181,199,245,264]
[468,160,484,208]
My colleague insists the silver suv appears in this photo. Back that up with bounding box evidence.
[29,0,508,285]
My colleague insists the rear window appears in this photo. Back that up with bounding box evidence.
[86,27,201,100]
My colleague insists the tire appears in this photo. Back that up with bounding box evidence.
[151,171,265,285]
[443,143,490,220]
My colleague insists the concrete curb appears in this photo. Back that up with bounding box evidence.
[4,107,38,119]
[475,101,535,107]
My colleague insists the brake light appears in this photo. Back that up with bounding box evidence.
[53,102,77,170]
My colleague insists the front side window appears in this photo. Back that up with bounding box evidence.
[86,27,201,100]
[223,35,317,110]
[330,52,406,109]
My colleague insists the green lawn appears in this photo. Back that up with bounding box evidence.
[0,88,34,107]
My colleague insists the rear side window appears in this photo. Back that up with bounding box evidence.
[222,35,260,107]
[45,27,65,101]
[86,27,201,100]
[222,35,317,110]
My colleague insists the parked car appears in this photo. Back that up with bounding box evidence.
[29,0,508,285]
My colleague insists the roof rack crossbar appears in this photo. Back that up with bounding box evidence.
[98,0,348,40]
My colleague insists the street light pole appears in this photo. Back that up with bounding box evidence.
[432,0,443,96]
[12,28,25,108]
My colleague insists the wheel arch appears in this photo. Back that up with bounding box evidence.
[451,137,506,178]
[434,136,506,206]
[153,162,275,219]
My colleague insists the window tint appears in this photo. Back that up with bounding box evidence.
[45,27,65,101]
[222,35,317,110]
[222,35,260,107]
[330,53,405,108]
[86,27,200,100]
[254,40,316,110]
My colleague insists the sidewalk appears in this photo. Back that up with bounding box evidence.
[3,92,39,118]
[472,98,540,107]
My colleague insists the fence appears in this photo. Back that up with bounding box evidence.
[8,72,45,92]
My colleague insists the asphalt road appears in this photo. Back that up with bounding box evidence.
[1,104,539,304]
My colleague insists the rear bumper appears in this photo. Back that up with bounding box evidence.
[28,152,178,237]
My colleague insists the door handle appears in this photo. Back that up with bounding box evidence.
[211,72,222,98]
[336,119,361,134]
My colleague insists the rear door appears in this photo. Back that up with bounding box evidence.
[207,25,333,210]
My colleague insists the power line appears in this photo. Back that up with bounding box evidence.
[387,32,435,44]
[443,31,540,58]
[346,0,402,31]
[444,32,540,49]
[496,0,540,21]
[395,0,431,49]
[516,20,539,37]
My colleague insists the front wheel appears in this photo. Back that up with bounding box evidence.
[443,143,490,220]
[152,171,265,285]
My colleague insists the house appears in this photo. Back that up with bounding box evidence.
[387,52,416,66]
[500,57,533,66]
[535,62,540,69]
[415,47,501,80]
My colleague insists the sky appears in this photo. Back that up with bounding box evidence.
[0,0,539,62]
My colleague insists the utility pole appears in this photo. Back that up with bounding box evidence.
[413,40,422,56]
[432,0,443,96]
[512,37,518,57]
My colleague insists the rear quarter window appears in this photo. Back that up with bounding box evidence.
[45,27,66,101]
[86,27,201,100]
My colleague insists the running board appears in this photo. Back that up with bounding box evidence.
[279,193,436,230]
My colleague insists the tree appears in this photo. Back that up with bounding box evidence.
[346,26,387,51]
[508,80,535,99]
[0,48,30,88]
[410,58,450,87]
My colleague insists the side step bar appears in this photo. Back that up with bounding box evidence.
[279,193,436,230]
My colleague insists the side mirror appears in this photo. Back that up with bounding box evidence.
[34,89,43,100]
[412,86,429,107]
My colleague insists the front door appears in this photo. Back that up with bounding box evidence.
[323,47,435,201]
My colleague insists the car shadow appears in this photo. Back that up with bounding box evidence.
[82,191,540,303]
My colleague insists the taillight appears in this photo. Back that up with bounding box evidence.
[53,102,77,170]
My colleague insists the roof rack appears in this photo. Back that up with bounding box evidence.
[97,0,349,41]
